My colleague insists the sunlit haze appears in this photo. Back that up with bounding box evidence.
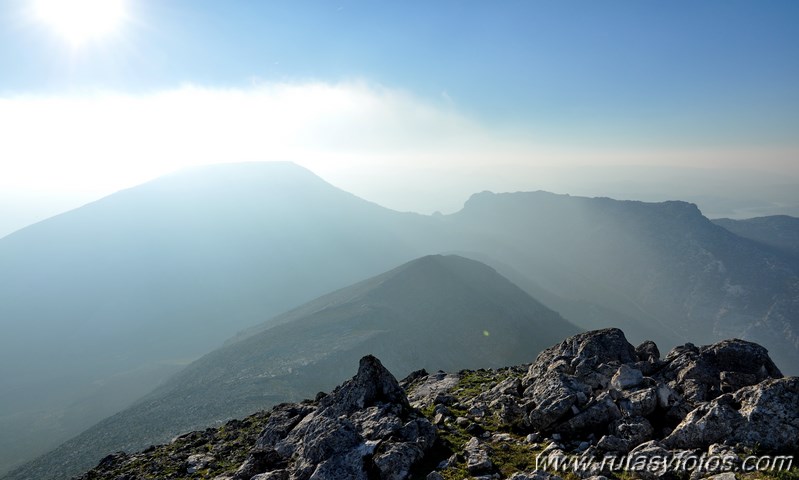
[31,0,127,47]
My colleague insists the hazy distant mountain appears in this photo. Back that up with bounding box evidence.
[713,215,799,261]
[6,254,578,480]
[442,192,799,372]
[0,162,440,474]
[4,162,799,476]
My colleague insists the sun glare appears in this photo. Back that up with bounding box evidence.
[33,0,127,47]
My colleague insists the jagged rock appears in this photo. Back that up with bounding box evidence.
[619,386,658,417]
[400,368,429,387]
[186,453,215,474]
[526,328,638,380]
[522,329,639,434]
[611,365,644,390]
[664,377,799,451]
[73,330,794,480]
[96,452,127,470]
[660,396,741,449]
[432,412,446,425]
[490,376,523,397]
[559,395,621,435]
[525,371,592,431]
[732,376,799,450]
[489,394,527,427]
[405,370,460,409]
[319,355,411,416]
[255,403,315,448]
[610,416,654,445]
[636,341,661,362]
[596,434,630,454]
[464,437,494,474]
[626,440,676,479]
[655,382,680,409]
[656,339,781,405]
[232,447,285,480]
[687,444,741,479]
[245,355,435,480]
[491,433,514,443]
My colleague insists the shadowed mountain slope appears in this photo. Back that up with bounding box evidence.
[6,254,578,480]
[0,162,440,473]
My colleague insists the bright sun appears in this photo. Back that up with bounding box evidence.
[33,0,127,47]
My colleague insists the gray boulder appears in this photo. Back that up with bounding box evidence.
[560,395,621,435]
[523,329,637,433]
[611,416,655,446]
[664,377,799,452]
[526,328,638,380]
[464,437,494,475]
[656,339,781,404]
[619,386,658,417]
[636,341,661,362]
[611,365,644,390]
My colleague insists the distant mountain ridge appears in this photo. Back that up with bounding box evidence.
[713,215,799,262]
[5,254,579,480]
[445,191,799,371]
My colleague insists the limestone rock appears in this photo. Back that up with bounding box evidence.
[248,355,435,480]
[636,341,661,362]
[611,365,644,390]
[464,437,494,475]
[186,453,215,474]
[664,377,799,451]
[73,330,793,480]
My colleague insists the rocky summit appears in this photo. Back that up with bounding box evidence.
[77,329,798,480]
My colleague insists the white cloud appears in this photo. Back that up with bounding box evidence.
[0,82,499,190]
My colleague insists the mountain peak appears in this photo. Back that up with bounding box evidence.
[395,253,497,275]
[135,161,333,196]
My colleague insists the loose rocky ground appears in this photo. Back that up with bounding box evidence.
[77,329,798,480]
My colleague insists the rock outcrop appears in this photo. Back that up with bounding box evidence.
[76,330,797,480]
[229,355,436,480]
[663,376,799,451]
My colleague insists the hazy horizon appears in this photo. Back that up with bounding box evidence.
[2,1,798,237]
[3,160,799,238]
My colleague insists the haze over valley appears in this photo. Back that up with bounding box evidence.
[2,162,799,478]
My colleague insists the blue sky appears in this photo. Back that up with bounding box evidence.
[0,1,798,234]
[3,1,797,144]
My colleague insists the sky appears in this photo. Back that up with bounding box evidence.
[1,0,798,236]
